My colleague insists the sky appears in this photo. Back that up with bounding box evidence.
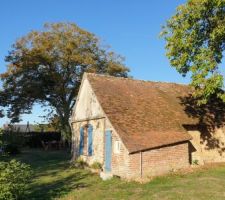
[0,0,189,127]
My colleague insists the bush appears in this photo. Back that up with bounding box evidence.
[91,162,102,170]
[192,159,199,165]
[72,157,88,169]
[0,159,32,200]
[4,144,20,155]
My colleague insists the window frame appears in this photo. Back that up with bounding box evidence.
[114,140,121,154]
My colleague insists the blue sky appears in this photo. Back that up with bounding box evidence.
[0,0,189,126]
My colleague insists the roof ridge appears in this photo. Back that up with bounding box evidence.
[85,72,189,87]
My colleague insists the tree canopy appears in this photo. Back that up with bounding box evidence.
[161,0,225,104]
[0,22,129,140]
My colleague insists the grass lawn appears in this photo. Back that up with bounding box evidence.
[5,149,225,200]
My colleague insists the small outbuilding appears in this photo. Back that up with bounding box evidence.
[71,73,225,180]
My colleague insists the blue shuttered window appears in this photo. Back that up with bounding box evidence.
[88,124,93,156]
[79,127,84,155]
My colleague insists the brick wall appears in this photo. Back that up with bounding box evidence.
[110,130,130,178]
[110,134,190,179]
[127,142,190,179]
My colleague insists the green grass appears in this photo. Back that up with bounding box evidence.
[5,149,225,200]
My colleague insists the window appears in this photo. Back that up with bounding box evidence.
[114,141,121,154]
[79,124,93,156]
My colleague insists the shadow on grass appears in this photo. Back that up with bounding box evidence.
[7,149,92,200]
[27,171,90,200]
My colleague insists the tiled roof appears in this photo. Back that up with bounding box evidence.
[86,73,196,153]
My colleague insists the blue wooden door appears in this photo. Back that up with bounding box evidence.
[88,124,93,156]
[105,130,112,172]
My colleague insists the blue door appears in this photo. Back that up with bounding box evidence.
[88,124,93,156]
[105,130,112,172]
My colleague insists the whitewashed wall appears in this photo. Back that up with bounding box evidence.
[71,78,106,164]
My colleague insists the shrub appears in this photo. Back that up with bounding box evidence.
[72,157,88,169]
[91,162,102,170]
[192,159,199,165]
[0,159,32,200]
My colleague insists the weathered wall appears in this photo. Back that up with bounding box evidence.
[71,78,105,164]
[72,78,103,121]
[72,119,105,165]
[188,128,225,164]
[127,142,190,179]
[71,77,129,171]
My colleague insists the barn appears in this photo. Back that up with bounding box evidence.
[70,73,225,180]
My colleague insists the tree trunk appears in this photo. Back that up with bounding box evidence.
[58,112,72,150]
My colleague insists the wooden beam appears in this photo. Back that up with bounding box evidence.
[71,116,105,124]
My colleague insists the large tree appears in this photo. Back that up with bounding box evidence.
[161,0,225,104]
[0,22,129,140]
